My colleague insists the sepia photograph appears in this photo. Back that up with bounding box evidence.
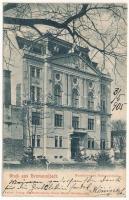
[2,2,127,197]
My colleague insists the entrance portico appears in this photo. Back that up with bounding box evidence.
[70,129,87,159]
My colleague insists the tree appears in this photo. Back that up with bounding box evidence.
[3,3,127,74]
[111,120,126,159]
[112,120,126,131]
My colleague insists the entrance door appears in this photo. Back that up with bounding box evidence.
[71,137,79,159]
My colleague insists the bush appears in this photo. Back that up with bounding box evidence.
[121,159,126,167]
[96,152,112,166]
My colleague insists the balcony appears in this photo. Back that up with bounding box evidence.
[30,77,40,85]
[73,128,87,134]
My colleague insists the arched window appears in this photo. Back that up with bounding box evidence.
[72,89,79,107]
[54,84,62,105]
[88,92,94,110]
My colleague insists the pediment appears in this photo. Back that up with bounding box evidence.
[49,54,99,76]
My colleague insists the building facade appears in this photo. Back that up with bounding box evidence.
[3,70,24,162]
[4,33,112,162]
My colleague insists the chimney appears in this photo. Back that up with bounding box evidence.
[3,70,11,105]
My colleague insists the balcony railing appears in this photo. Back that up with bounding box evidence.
[73,128,87,134]
[30,77,40,85]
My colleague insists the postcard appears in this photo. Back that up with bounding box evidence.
[2,2,127,197]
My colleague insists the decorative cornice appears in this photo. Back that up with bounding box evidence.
[46,103,111,116]
[23,53,45,63]
[50,62,100,80]
[101,75,112,82]
[48,53,101,76]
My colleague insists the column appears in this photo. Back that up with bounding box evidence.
[68,75,72,106]
[43,59,48,156]
[62,73,67,105]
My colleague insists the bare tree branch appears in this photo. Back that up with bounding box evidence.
[63,4,88,26]
[3,3,127,78]
[3,3,18,12]
[4,17,65,29]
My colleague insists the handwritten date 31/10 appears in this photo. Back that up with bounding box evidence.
[111,88,126,111]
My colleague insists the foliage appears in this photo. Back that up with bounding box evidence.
[112,120,126,131]
[96,152,112,166]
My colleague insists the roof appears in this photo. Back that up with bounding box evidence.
[16,32,90,53]
[38,32,90,53]
[16,33,111,80]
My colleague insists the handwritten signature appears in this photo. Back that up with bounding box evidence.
[3,175,125,196]
[111,88,126,112]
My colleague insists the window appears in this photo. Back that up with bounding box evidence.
[32,135,35,147]
[32,112,40,125]
[56,73,60,80]
[42,45,46,55]
[37,87,41,102]
[92,140,94,149]
[88,140,90,149]
[111,136,114,148]
[88,138,94,149]
[55,114,63,127]
[100,139,105,150]
[54,85,62,105]
[31,66,35,77]
[37,135,40,147]
[88,92,94,110]
[30,86,41,102]
[101,84,106,96]
[55,136,63,148]
[88,118,94,130]
[73,77,78,84]
[72,116,79,129]
[16,83,21,106]
[89,81,93,89]
[101,120,106,132]
[101,99,106,112]
[31,66,41,78]
[31,46,42,54]
[36,68,40,78]
[59,136,63,147]
[55,136,58,147]
[72,89,79,107]
[54,156,58,159]
[30,86,35,101]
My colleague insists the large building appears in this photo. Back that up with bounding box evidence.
[3,33,112,162]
